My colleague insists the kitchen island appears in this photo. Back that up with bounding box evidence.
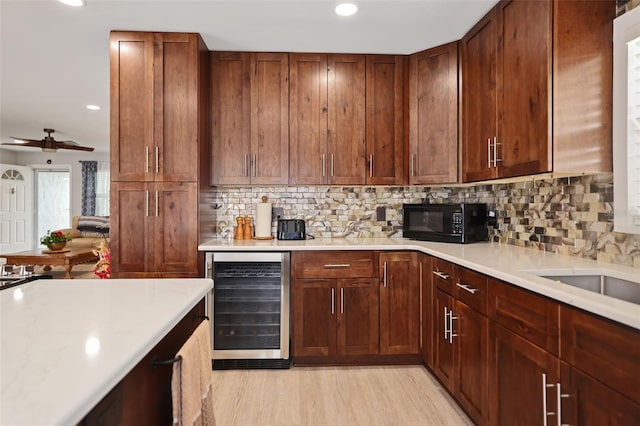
[199,238,639,330]
[0,278,212,426]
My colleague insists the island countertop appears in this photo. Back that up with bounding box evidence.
[0,278,212,426]
[199,238,640,330]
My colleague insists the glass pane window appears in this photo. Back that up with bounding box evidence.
[95,161,110,216]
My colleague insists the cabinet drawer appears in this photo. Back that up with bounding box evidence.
[432,257,455,293]
[453,266,487,315]
[488,279,559,355]
[292,251,378,279]
[560,306,640,402]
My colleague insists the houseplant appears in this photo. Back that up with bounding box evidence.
[40,230,72,251]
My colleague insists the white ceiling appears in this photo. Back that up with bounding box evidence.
[0,0,497,154]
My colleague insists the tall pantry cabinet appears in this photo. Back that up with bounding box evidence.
[110,31,210,278]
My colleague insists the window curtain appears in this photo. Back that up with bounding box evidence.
[95,161,110,216]
[80,161,97,216]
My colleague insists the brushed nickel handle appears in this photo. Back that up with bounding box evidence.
[542,374,556,426]
[449,309,458,344]
[340,287,344,314]
[145,190,149,217]
[557,382,570,426]
[456,282,479,295]
[322,154,326,177]
[155,190,159,217]
[331,288,335,315]
[155,146,159,174]
[145,146,150,173]
[383,261,388,288]
[253,153,257,177]
[324,264,351,268]
[493,136,501,166]
[330,154,334,177]
[432,270,449,280]
[444,307,450,341]
[244,154,248,177]
[369,154,373,178]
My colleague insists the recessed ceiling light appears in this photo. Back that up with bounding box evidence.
[86,104,100,111]
[335,2,358,17]
[59,0,86,6]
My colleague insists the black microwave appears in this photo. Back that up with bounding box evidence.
[402,203,488,243]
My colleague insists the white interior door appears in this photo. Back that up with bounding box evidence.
[0,164,33,254]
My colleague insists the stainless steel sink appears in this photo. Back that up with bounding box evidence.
[540,274,640,305]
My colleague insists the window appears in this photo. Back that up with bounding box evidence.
[95,161,110,216]
[613,6,640,234]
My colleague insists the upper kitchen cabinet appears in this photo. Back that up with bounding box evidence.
[461,0,614,183]
[290,53,366,185]
[365,55,406,185]
[409,42,458,185]
[210,52,289,185]
[111,32,204,183]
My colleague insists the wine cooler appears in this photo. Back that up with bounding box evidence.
[205,252,290,369]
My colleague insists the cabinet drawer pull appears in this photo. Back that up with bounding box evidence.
[456,282,479,294]
[340,287,344,314]
[383,261,388,288]
[369,154,373,178]
[557,382,570,426]
[330,154,334,177]
[449,309,458,344]
[323,264,351,268]
[145,190,149,217]
[444,307,450,341]
[331,288,335,315]
[145,146,150,173]
[542,373,558,426]
[155,146,159,174]
[432,270,449,280]
[322,154,326,177]
[487,138,492,168]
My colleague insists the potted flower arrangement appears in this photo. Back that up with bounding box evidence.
[93,240,111,279]
[40,230,72,251]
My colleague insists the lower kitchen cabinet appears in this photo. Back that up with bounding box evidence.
[433,278,488,425]
[379,252,419,354]
[292,278,379,357]
[489,323,560,426]
[111,181,199,277]
[560,361,640,425]
[419,254,433,368]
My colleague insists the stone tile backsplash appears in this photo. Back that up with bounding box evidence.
[212,172,639,267]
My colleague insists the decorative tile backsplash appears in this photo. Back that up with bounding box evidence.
[212,173,639,268]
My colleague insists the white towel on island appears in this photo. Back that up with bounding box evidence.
[171,319,216,426]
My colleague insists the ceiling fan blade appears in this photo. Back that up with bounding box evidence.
[2,141,44,148]
[56,140,79,145]
[9,137,42,144]
[57,142,94,151]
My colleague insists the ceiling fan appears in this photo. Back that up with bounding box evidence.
[3,128,94,152]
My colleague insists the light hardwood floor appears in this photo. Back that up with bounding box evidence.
[212,366,472,426]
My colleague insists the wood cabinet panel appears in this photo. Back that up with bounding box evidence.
[420,254,433,367]
[365,55,405,185]
[250,52,289,184]
[292,279,335,357]
[454,301,489,425]
[337,278,379,356]
[154,33,200,183]
[379,252,419,354]
[497,0,552,177]
[292,250,378,279]
[432,257,455,294]
[560,361,640,425]
[453,266,488,315]
[110,32,154,182]
[328,54,366,184]
[560,306,640,402]
[433,289,455,390]
[152,182,198,274]
[489,323,560,425]
[289,53,329,184]
[461,10,498,182]
[409,42,458,184]
[488,278,559,355]
[210,51,251,184]
[110,182,153,274]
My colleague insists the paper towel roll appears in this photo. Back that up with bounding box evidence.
[255,203,272,237]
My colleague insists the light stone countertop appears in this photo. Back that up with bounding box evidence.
[199,238,640,330]
[0,278,213,426]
